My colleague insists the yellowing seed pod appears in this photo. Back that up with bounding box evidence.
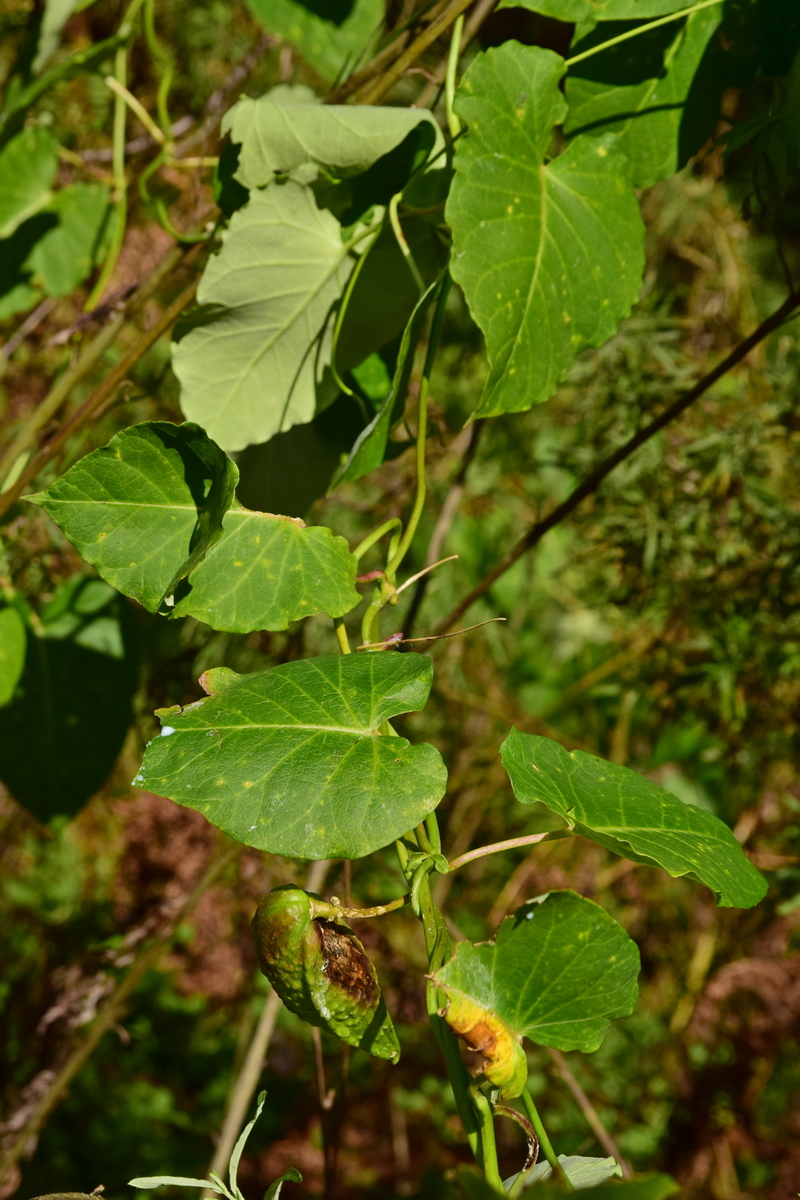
[252,885,400,1061]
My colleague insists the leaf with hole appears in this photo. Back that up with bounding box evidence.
[565,6,724,187]
[173,182,362,453]
[447,42,645,420]
[245,0,383,83]
[501,730,767,908]
[139,653,447,859]
[31,422,359,630]
[433,890,639,1097]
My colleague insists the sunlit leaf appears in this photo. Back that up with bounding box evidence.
[0,126,58,238]
[173,182,357,453]
[447,42,645,420]
[506,1155,622,1191]
[502,730,767,908]
[565,7,724,187]
[433,891,639,1097]
[32,422,359,630]
[499,0,690,20]
[139,653,447,859]
[264,1170,302,1200]
[245,0,383,83]
[33,0,78,73]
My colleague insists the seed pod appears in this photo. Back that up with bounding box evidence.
[252,885,400,1061]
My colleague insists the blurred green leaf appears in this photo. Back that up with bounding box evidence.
[245,0,383,83]
[0,125,58,238]
[26,181,112,294]
[139,653,447,859]
[0,606,26,707]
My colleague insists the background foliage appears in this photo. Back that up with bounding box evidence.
[1,0,800,1198]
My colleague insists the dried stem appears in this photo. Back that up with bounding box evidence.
[547,1048,631,1177]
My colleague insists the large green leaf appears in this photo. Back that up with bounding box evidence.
[565,7,724,188]
[498,0,690,20]
[433,891,639,1097]
[0,125,58,238]
[447,43,645,420]
[26,181,112,294]
[502,730,767,908]
[174,182,358,453]
[223,91,440,189]
[139,653,447,859]
[32,422,359,630]
[0,607,26,707]
[172,505,359,631]
[0,577,138,822]
[245,0,383,83]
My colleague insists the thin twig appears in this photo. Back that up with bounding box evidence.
[354,0,476,105]
[433,289,800,636]
[448,832,550,872]
[546,1049,631,1177]
[1,298,58,361]
[0,275,200,519]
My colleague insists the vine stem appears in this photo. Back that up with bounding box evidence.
[353,518,403,562]
[565,0,722,69]
[448,831,550,872]
[445,14,464,139]
[469,1084,505,1194]
[521,1086,573,1190]
[433,287,800,636]
[387,275,452,578]
[389,192,425,295]
[308,894,409,920]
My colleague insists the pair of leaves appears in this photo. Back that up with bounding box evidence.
[139,652,447,860]
[246,0,383,83]
[433,890,640,1098]
[501,730,767,908]
[176,86,445,456]
[32,421,360,632]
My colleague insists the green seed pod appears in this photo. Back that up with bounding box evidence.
[252,885,400,1062]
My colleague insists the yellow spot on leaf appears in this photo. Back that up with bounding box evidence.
[441,992,527,1098]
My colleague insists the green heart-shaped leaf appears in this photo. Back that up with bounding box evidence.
[139,653,447,859]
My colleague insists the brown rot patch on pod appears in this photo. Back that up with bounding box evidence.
[314,919,379,1005]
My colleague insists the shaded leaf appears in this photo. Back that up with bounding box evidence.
[565,7,724,187]
[32,422,358,630]
[517,1176,679,1198]
[0,125,58,238]
[0,577,138,822]
[433,891,640,1097]
[223,90,441,189]
[26,181,112,294]
[0,606,26,707]
[501,729,767,908]
[245,0,383,83]
[174,182,358,453]
[447,42,645,419]
[139,653,447,859]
